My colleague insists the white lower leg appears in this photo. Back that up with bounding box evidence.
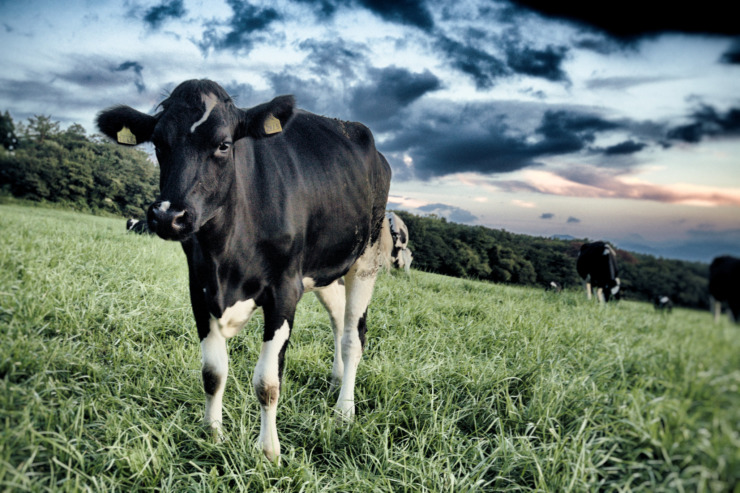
[315,282,346,389]
[253,321,290,462]
[711,297,721,323]
[258,398,280,462]
[201,330,228,440]
[336,329,362,420]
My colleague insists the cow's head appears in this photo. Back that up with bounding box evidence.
[97,79,295,241]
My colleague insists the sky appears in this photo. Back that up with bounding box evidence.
[1,0,738,262]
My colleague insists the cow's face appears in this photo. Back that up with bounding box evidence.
[97,79,294,241]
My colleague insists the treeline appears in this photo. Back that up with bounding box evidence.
[0,111,157,217]
[394,211,710,310]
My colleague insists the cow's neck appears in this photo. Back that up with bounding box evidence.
[192,186,265,309]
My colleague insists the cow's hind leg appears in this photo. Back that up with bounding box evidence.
[710,296,722,323]
[314,280,346,390]
[335,241,383,421]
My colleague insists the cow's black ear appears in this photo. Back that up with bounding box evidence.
[237,95,295,140]
[96,105,156,145]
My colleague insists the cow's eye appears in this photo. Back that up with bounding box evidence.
[217,142,231,153]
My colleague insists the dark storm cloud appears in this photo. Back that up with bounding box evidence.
[348,66,441,124]
[417,203,478,223]
[505,44,569,82]
[600,140,646,155]
[290,0,433,29]
[434,35,508,89]
[535,110,620,153]
[298,38,368,79]
[357,0,434,30]
[508,0,740,39]
[143,0,186,29]
[567,217,581,224]
[113,61,146,93]
[667,105,740,143]
[720,39,740,64]
[540,213,554,219]
[198,0,282,54]
[290,0,340,19]
[0,78,67,106]
[265,71,348,116]
[384,105,622,179]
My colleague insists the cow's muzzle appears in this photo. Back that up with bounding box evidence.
[147,200,193,241]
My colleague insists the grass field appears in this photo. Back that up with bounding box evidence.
[1,204,738,492]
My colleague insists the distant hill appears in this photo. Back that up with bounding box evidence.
[551,234,576,241]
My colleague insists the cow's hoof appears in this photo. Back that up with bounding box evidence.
[329,376,342,393]
[334,402,355,423]
[260,443,281,464]
[207,423,226,443]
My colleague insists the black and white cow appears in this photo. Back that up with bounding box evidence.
[126,218,153,234]
[709,255,740,323]
[576,241,620,303]
[385,211,413,273]
[545,281,563,293]
[653,295,673,312]
[97,79,392,461]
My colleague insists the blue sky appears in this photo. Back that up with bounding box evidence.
[1,0,738,262]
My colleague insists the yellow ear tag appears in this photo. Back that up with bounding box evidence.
[117,126,137,145]
[263,114,282,135]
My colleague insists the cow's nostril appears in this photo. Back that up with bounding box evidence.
[173,211,187,227]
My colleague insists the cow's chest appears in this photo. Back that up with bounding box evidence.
[209,298,258,339]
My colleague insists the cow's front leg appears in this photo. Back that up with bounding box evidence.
[253,285,299,462]
[253,321,289,461]
[201,327,228,440]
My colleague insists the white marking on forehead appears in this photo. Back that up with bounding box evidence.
[160,201,171,212]
[190,93,219,133]
[210,299,258,339]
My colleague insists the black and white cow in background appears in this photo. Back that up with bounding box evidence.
[545,281,563,293]
[385,211,413,273]
[126,218,153,234]
[653,295,673,312]
[97,79,392,461]
[709,255,740,323]
[576,241,620,303]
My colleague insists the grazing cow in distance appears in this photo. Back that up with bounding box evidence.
[653,295,673,313]
[576,241,620,303]
[97,79,392,461]
[385,211,413,273]
[126,218,153,234]
[545,281,563,293]
[709,255,740,323]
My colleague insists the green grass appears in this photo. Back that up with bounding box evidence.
[1,204,738,492]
